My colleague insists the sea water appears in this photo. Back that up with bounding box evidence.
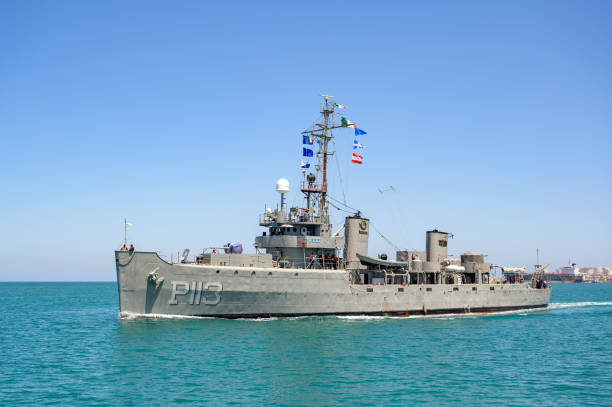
[0,283,610,406]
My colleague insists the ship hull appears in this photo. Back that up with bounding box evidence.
[116,251,551,318]
[524,273,583,283]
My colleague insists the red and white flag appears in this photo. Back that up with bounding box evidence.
[351,153,363,164]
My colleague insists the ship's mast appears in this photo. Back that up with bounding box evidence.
[320,96,332,216]
[301,95,344,220]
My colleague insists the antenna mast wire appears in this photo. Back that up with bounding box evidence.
[371,223,403,253]
[331,139,347,205]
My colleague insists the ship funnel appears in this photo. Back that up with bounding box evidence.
[426,230,449,264]
[344,214,369,269]
[276,178,290,210]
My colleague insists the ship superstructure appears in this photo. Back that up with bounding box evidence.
[115,96,551,318]
[255,96,346,270]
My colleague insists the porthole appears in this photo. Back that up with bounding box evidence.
[251,271,256,276]
[216,270,220,274]
[234,270,238,275]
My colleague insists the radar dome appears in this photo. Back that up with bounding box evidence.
[276,178,290,194]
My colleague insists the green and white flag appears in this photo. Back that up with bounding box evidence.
[341,117,356,128]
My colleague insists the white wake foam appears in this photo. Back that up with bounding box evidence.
[119,302,611,321]
[120,311,207,320]
[548,301,612,309]
[336,306,553,320]
[236,317,280,322]
[336,315,390,320]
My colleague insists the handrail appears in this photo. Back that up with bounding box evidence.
[272,255,344,270]
[300,181,321,191]
[259,213,329,225]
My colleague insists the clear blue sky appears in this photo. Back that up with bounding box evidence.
[1,1,610,281]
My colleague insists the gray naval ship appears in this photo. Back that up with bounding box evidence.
[115,96,551,318]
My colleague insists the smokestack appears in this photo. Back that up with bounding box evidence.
[426,230,448,264]
[344,215,369,269]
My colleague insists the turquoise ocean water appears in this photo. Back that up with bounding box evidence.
[1,283,611,406]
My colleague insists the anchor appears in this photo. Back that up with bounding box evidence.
[148,267,164,289]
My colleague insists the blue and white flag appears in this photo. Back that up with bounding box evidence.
[303,148,313,157]
[300,161,311,169]
[354,127,367,136]
[353,139,366,150]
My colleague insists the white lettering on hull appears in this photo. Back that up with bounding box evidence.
[169,281,223,305]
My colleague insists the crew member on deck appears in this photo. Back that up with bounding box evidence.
[309,254,316,267]
[129,244,135,253]
[332,254,338,269]
[120,244,127,251]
